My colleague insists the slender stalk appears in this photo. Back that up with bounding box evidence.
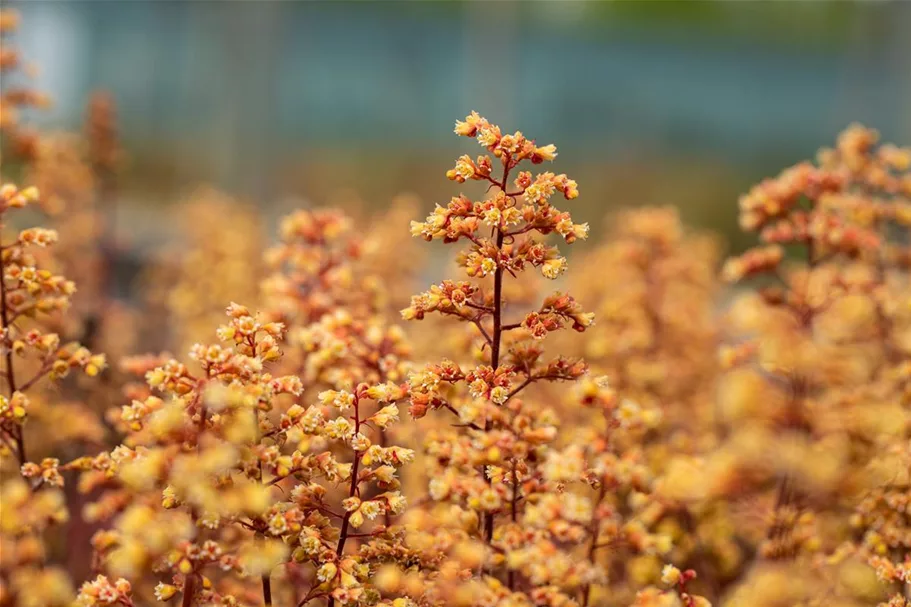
[483,159,510,546]
[581,484,607,606]
[175,372,214,607]
[489,155,511,375]
[507,460,519,590]
[0,230,25,465]
[252,336,274,607]
[261,574,273,607]
[327,397,362,607]
[490,228,505,373]
[257,481,274,607]
[767,241,816,556]
[378,427,392,528]
[181,572,197,607]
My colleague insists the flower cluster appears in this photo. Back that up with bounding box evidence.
[147,187,265,353]
[399,114,606,606]
[74,181,428,605]
[0,184,107,463]
[0,184,108,607]
[72,305,292,603]
[656,125,911,604]
[260,206,424,606]
[851,439,911,606]
[263,208,364,325]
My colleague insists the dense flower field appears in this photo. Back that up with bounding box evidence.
[1,10,910,607]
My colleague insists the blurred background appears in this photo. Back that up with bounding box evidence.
[5,0,911,252]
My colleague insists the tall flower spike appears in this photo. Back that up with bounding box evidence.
[403,114,593,605]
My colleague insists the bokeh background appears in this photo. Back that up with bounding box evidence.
[5,0,911,253]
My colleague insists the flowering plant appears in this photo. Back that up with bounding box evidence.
[2,10,910,605]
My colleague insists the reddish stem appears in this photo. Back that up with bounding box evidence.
[0,229,25,465]
[180,573,197,607]
[483,159,511,546]
[327,397,363,607]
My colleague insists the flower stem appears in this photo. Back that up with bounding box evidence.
[483,163,509,546]
[181,573,197,607]
[328,397,362,607]
[262,574,272,606]
[0,230,26,466]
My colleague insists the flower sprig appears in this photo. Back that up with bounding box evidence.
[1,183,106,467]
[402,114,594,605]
